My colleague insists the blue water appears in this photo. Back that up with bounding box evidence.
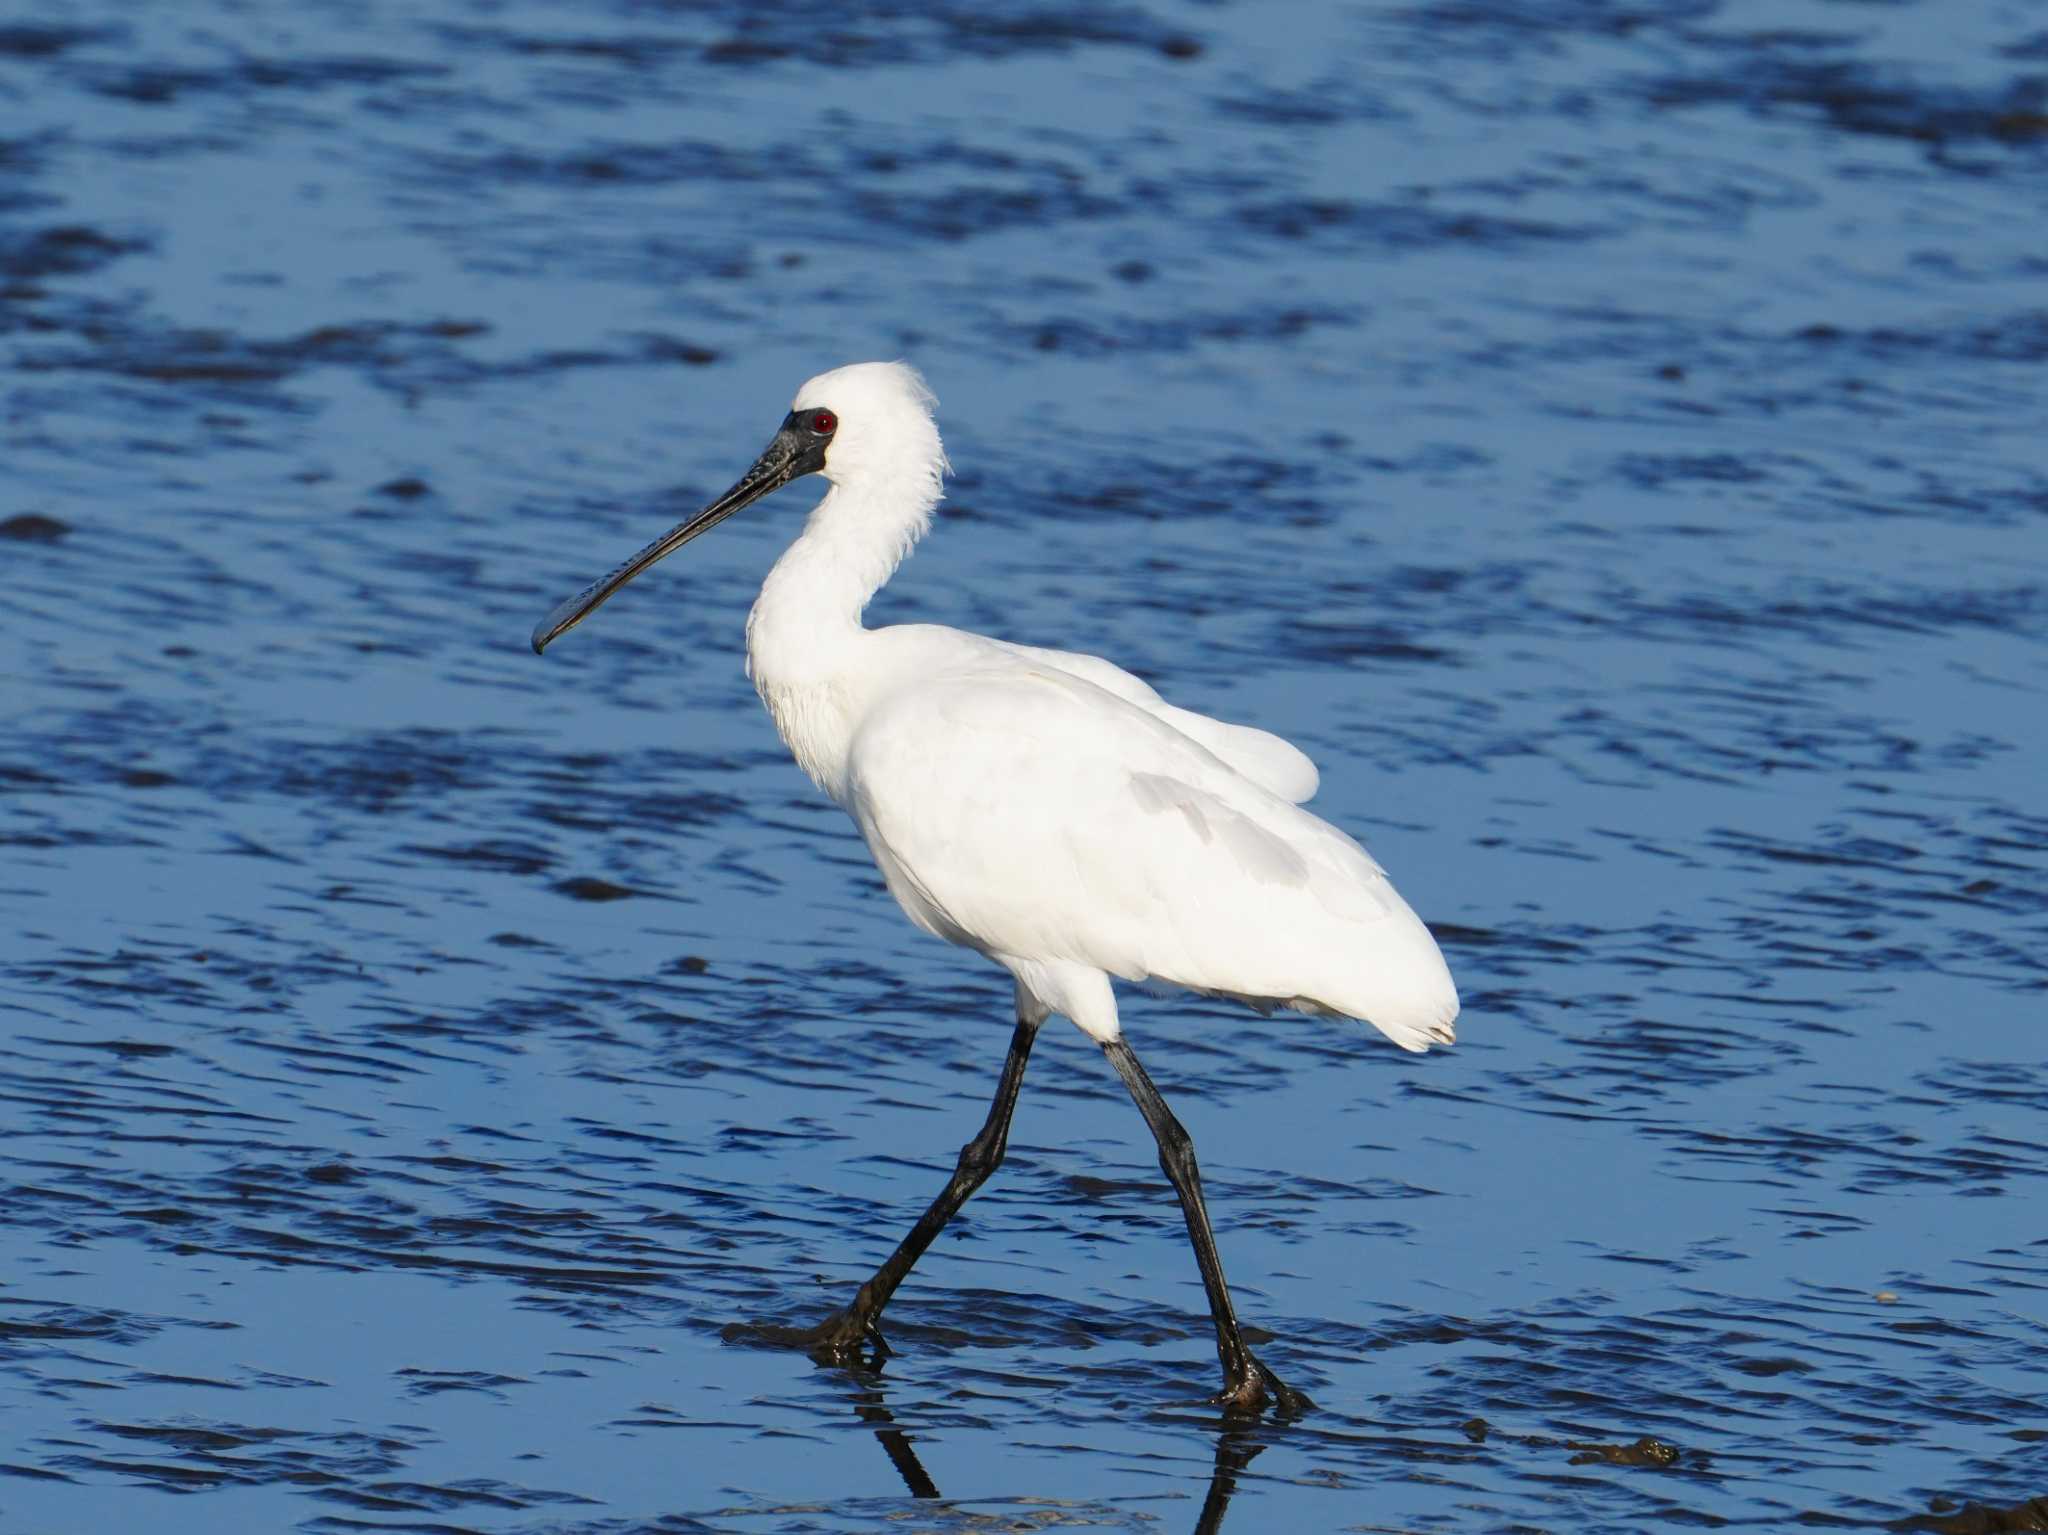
[3,1,2045,1530]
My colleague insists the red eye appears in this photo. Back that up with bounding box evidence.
[810,409,837,435]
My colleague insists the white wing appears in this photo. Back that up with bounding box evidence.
[995,640,1320,804]
[845,662,1456,1052]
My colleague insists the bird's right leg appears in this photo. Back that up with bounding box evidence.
[773,1012,1042,1364]
[1103,1034,1312,1417]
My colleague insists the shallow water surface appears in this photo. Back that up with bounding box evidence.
[3,0,2046,1530]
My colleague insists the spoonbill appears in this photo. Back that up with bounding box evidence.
[532,362,1458,1415]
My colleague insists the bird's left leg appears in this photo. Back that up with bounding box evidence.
[1103,1034,1312,1417]
[787,1011,1042,1363]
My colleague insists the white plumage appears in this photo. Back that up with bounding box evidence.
[533,359,1460,1415]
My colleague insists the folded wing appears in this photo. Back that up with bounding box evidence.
[846,664,1456,1052]
[996,640,1320,804]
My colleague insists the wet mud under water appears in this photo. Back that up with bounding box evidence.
[3,0,2045,1529]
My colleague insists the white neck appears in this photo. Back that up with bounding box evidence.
[745,475,939,799]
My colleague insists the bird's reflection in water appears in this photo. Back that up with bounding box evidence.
[844,1370,940,1501]
[837,1369,1266,1532]
[1194,1430,1264,1535]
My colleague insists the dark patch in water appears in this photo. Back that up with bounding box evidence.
[442,5,1199,78]
[0,223,146,279]
[0,511,72,541]
[81,53,445,106]
[0,24,125,59]
[1236,197,1597,250]
[1020,304,1357,357]
[553,876,637,901]
[13,317,734,403]
[1647,48,2048,160]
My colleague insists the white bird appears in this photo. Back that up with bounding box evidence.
[532,361,1458,1415]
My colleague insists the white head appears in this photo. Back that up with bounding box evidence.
[791,360,948,503]
[530,360,950,655]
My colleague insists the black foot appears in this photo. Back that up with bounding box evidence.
[1215,1355,1314,1419]
[722,1309,887,1365]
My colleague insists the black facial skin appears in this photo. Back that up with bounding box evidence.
[529,404,838,655]
[782,407,837,476]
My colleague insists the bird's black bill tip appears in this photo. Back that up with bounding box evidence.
[530,580,603,656]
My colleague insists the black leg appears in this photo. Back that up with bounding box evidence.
[1103,1035,1312,1417]
[798,1013,1041,1361]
